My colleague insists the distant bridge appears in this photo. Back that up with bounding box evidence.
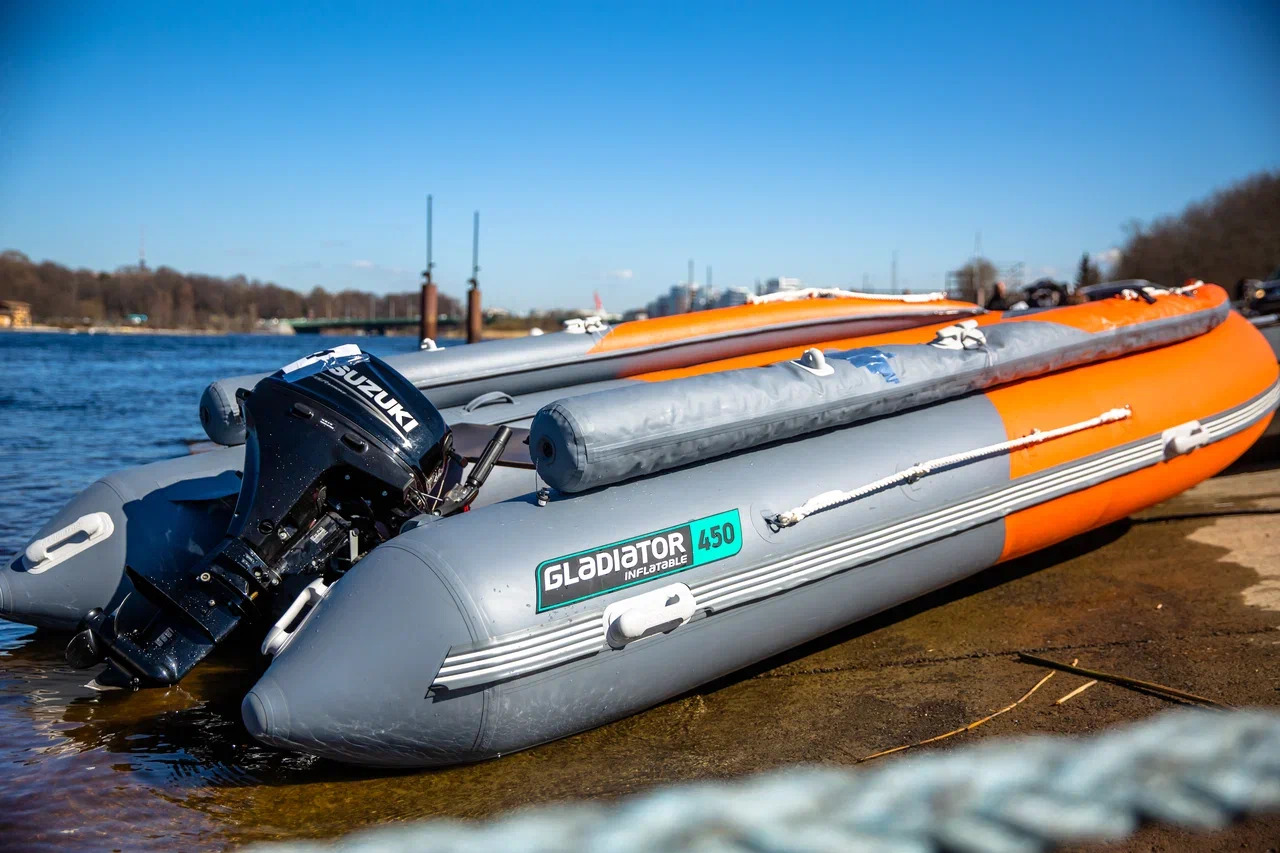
[286,316,460,335]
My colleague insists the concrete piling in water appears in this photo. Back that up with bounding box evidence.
[420,280,437,343]
[467,210,482,343]
[466,282,481,343]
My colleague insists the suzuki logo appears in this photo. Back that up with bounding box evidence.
[326,365,419,434]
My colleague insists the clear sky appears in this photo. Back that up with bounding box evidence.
[2,1,1277,312]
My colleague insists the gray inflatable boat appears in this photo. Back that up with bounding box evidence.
[244,285,1276,767]
[6,284,1277,768]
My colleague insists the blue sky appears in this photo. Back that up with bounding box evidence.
[1,1,1277,312]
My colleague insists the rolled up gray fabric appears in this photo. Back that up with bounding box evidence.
[530,300,1228,493]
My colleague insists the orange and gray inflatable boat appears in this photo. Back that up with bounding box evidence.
[236,282,1278,767]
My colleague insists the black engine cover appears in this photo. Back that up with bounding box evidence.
[70,345,454,687]
[232,345,452,565]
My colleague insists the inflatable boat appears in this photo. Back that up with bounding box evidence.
[244,283,1275,767]
[6,284,1276,769]
[2,292,977,633]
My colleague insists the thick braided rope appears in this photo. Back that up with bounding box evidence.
[260,709,1280,853]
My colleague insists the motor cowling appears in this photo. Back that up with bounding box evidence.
[68,346,458,687]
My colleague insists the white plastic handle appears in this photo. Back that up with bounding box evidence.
[1163,420,1209,458]
[603,583,696,649]
[23,512,115,574]
[261,578,330,657]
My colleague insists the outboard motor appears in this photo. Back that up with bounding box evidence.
[67,345,509,687]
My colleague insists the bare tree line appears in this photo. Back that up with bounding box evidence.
[0,251,462,331]
[4,171,1277,329]
[952,171,1278,305]
[1114,171,1280,292]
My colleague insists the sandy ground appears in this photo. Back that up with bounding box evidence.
[186,436,1280,851]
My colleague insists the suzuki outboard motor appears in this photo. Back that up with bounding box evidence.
[67,345,506,687]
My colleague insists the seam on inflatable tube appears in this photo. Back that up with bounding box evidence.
[429,378,1278,692]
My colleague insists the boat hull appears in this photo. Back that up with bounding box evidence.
[243,312,1277,767]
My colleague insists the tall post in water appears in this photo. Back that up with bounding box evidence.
[419,194,438,346]
[466,210,482,343]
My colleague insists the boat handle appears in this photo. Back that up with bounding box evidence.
[462,391,515,412]
[603,583,696,649]
[261,578,330,657]
[23,512,115,574]
[1163,420,1209,458]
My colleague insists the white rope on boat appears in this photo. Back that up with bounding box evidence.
[770,406,1132,528]
[255,709,1280,853]
[747,287,950,305]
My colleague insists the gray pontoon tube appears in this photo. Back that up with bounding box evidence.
[530,298,1229,493]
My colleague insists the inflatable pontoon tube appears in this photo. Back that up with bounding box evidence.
[531,287,1230,493]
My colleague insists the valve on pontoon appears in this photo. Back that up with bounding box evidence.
[66,345,507,688]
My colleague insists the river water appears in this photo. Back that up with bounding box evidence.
[0,331,453,851]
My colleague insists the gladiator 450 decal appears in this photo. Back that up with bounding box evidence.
[536,510,742,611]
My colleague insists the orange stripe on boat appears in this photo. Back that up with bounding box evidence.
[991,310,1277,562]
[1003,283,1229,332]
[588,297,978,355]
[632,312,1004,382]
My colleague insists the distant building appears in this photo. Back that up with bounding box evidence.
[759,276,801,296]
[0,300,31,328]
[717,287,751,308]
[640,280,758,317]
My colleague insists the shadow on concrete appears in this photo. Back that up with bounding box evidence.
[692,520,1132,694]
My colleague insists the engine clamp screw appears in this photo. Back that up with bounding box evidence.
[198,572,211,582]
[258,520,275,534]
